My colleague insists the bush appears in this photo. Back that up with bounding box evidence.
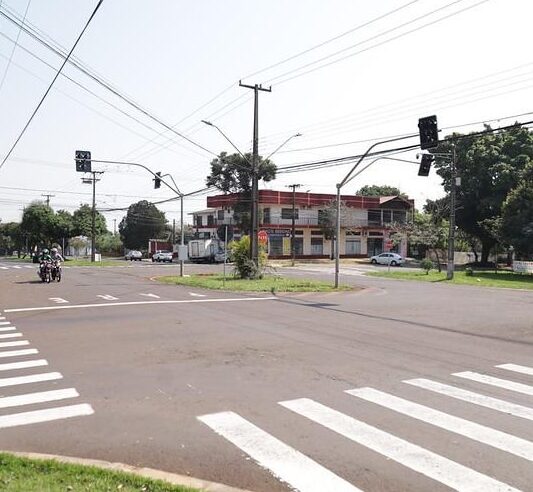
[420,258,433,275]
[465,266,474,276]
[229,236,267,279]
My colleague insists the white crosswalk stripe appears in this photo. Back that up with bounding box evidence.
[405,378,533,421]
[0,388,78,409]
[496,364,533,377]
[0,326,16,332]
[0,332,22,339]
[0,348,38,358]
[346,387,533,461]
[454,371,533,396]
[0,340,29,348]
[0,404,94,429]
[0,359,48,372]
[0,372,62,388]
[198,411,361,492]
[280,398,520,492]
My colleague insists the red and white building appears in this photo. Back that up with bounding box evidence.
[191,190,414,258]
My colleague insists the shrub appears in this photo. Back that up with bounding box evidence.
[420,258,433,275]
[229,236,267,279]
[465,266,474,276]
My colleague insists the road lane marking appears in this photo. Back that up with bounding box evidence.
[0,321,11,325]
[0,371,62,388]
[346,387,533,461]
[96,294,119,301]
[0,403,94,429]
[4,296,276,313]
[139,293,160,299]
[198,411,360,492]
[23,265,33,269]
[0,317,5,320]
[0,266,8,270]
[0,349,38,358]
[0,359,48,372]
[0,333,22,339]
[453,371,533,396]
[496,364,533,376]
[189,292,206,297]
[0,340,29,348]
[0,388,78,409]
[11,266,22,269]
[280,398,519,492]
[404,378,533,421]
[0,327,16,332]
[49,297,69,304]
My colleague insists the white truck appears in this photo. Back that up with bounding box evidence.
[187,238,223,263]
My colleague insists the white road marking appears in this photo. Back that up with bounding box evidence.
[454,371,533,396]
[0,359,48,372]
[280,398,519,492]
[96,294,119,301]
[0,333,22,339]
[0,349,38,358]
[0,317,5,320]
[0,321,11,325]
[0,266,8,270]
[405,378,533,421]
[496,364,533,376]
[198,411,360,492]
[0,403,94,429]
[11,266,22,269]
[0,326,16,332]
[0,340,29,348]
[24,265,34,269]
[49,297,69,304]
[4,297,276,313]
[189,292,206,297]
[347,387,533,461]
[0,388,78,409]
[139,293,160,299]
[0,371,62,388]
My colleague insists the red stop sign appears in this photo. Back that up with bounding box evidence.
[258,230,268,243]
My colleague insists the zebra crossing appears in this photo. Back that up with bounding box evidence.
[0,312,93,430]
[199,363,533,491]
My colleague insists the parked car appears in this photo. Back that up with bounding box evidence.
[370,252,404,266]
[152,250,173,262]
[125,250,142,261]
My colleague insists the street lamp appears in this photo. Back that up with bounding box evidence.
[201,120,250,164]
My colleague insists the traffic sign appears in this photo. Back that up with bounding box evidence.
[258,230,268,244]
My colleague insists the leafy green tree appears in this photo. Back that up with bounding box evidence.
[96,232,123,256]
[355,184,406,197]
[72,204,107,237]
[20,202,56,249]
[52,210,74,245]
[0,222,23,255]
[119,200,167,250]
[430,125,533,264]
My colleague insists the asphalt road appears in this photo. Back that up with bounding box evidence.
[0,260,532,492]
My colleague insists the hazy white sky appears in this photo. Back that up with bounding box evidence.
[0,0,532,227]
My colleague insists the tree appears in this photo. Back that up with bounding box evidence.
[317,200,354,241]
[72,204,107,237]
[20,202,56,250]
[52,210,74,246]
[119,200,167,250]
[96,232,123,256]
[0,222,23,255]
[431,125,533,264]
[355,184,406,197]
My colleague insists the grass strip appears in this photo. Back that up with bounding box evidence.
[158,274,352,292]
[0,452,198,491]
[367,269,533,290]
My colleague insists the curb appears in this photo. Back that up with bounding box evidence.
[4,451,253,492]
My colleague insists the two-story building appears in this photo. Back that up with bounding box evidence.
[190,190,414,259]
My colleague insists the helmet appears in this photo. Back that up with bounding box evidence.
[42,248,49,254]
[51,247,58,253]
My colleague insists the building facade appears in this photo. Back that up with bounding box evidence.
[191,190,414,258]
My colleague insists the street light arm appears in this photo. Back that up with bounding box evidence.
[201,120,251,165]
[265,133,302,161]
[344,155,420,186]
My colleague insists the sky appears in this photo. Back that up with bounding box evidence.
[0,0,532,229]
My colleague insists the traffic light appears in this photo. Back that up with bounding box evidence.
[75,150,91,172]
[154,171,161,189]
[418,115,439,150]
[418,153,434,177]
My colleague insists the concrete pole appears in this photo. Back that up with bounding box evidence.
[335,184,341,288]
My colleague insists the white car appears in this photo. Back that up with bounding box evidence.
[125,250,142,261]
[370,252,404,266]
[152,250,173,262]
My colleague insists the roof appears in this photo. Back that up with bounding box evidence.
[188,208,217,215]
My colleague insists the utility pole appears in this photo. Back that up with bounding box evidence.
[172,219,176,245]
[82,171,103,262]
[180,194,185,277]
[287,184,301,266]
[447,144,457,280]
[41,194,55,207]
[113,218,117,235]
[239,80,271,264]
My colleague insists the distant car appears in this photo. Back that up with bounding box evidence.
[152,250,173,262]
[214,250,229,263]
[370,252,404,266]
[125,250,142,261]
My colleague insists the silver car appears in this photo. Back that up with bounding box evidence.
[125,250,142,261]
[370,252,404,266]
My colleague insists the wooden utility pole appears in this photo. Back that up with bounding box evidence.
[287,184,301,266]
[41,194,55,207]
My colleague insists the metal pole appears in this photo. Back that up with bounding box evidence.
[180,194,184,277]
[335,184,341,288]
[251,85,259,264]
[91,172,96,262]
[223,224,228,287]
[447,144,457,280]
[288,184,301,266]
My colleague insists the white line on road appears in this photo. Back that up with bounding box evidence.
[0,340,29,348]
[4,297,276,313]
[0,349,38,358]
[0,266,8,270]
[0,403,94,429]
[453,371,533,397]
[347,387,533,461]
[24,265,34,269]
[496,364,533,376]
[49,297,69,304]
[139,293,160,299]
[404,378,533,421]
[0,359,48,372]
[189,292,206,297]
[96,294,119,301]
[0,317,5,320]
[0,326,16,332]
[11,266,22,269]
[280,398,519,492]
[0,333,22,339]
[0,321,11,325]
[198,411,361,492]
[0,388,78,409]
[0,372,62,388]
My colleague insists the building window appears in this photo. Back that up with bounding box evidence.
[311,230,323,236]
[311,237,323,255]
[345,239,361,255]
[195,215,202,227]
[393,210,407,223]
[294,238,304,255]
[383,210,392,224]
[269,237,283,255]
[368,209,382,226]
[281,208,298,220]
[318,209,328,225]
[207,215,214,226]
[263,208,270,223]
[217,210,224,220]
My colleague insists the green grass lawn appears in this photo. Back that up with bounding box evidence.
[158,274,352,292]
[367,269,533,290]
[63,259,123,267]
[0,453,198,492]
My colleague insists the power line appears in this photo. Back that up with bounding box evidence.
[0,0,105,171]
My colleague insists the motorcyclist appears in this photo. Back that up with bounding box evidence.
[50,247,64,262]
[38,248,52,278]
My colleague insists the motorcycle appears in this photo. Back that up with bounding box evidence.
[51,259,62,282]
[39,261,52,283]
